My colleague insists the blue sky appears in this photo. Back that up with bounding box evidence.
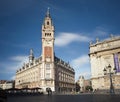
[0,0,120,81]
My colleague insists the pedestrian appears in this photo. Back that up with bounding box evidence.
[47,90,50,96]
[50,89,52,95]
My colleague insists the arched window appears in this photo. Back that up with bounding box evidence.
[47,21,49,25]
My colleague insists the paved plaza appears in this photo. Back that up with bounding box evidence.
[6,94,120,102]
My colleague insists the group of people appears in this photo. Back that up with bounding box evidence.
[46,88,52,95]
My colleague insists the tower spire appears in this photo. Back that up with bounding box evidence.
[30,48,34,56]
[29,48,34,63]
[46,7,50,17]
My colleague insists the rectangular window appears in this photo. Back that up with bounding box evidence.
[46,64,50,70]
[46,73,50,79]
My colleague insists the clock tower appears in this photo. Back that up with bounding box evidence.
[41,8,55,91]
[42,8,54,63]
[15,8,75,93]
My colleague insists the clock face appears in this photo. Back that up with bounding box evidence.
[46,57,50,62]
[46,40,52,46]
[47,41,51,44]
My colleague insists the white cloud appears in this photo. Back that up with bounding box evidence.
[70,55,91,80]
[10,56,28,62]
[92,26,108,36]
[11,75,15,80]
[0,55,28,74]
[9,55,28,71]
[79,72,91,79]
[94,29,107,36]
[75,71,91,81]
[71,55,89,68]
[55,32,92,47]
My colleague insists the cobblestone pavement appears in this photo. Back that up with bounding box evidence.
[7,94,120,102]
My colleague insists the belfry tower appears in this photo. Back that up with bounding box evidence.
[41,8,55,91]
[15,8,75,93]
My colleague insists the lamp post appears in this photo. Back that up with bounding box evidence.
[103,64,116,94]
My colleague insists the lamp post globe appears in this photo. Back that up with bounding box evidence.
[103,64,116,94]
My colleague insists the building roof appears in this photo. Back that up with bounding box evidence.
[79,76,84,79]
[16,55,75,73]
[90,35,120,47]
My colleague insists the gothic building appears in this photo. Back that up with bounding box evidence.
[15,9,75,93]
[77,76,91,92]
[89,35,120,92]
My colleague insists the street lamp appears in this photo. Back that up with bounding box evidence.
[103,64,116,94]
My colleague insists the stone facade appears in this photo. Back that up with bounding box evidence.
[77,76,85,92]
[77,76,91,92]
[0,80,14,90]
[89,35,120,91]
[15,9,75,93]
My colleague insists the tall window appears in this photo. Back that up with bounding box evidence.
[46,64,50,70]
[45,33,51,36]
[47,21,49,25]
[46,73,50,79]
